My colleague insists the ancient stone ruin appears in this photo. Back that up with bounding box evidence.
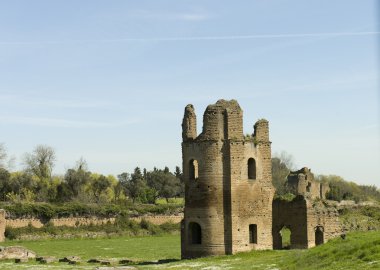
[286,167,330,200]
[181,99,342,259]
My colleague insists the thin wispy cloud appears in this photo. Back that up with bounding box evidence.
[0,116,140,128]
[0,93,109,109]
[127,9,210,22]
[0,31,379,45]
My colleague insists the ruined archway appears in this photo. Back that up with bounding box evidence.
[188,222,202,245]
[280,226,291,249]
[274,225,292,249]
[315,226,324,246]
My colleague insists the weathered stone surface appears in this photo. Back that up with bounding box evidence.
[88,258,101,263]
[4,215,181,233]
[287,167,329,199]
[0,246,36,260]
[99,259,118,265]
[40,256,57,263]
[59,256,81,264]
[272,196,342,249]
[119,259,135,264]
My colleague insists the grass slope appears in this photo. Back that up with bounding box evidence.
[1,231,379,269]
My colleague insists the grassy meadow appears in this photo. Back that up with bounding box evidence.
[0,231,379,269]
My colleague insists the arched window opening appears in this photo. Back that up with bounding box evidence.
[249,224,257,244]
[189,159,198,180]
[248,158,256,180]
[306,182,311,192]
[189,222,202,244]
[315,226,324,246]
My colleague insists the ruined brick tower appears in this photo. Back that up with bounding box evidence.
[181,100,275,259]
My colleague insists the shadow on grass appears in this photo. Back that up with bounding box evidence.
[135,258,180,265]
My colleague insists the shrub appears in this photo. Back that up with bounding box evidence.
[160,221,179,233]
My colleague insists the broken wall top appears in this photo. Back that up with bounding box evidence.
[182,99,269,143]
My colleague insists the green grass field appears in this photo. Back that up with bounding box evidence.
[1,231,379,269]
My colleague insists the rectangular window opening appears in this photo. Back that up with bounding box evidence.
[249,224,257,244]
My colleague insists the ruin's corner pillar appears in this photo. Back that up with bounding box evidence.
[0,209,5,242]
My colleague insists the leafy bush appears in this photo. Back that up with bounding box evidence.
[0,202,142,219]
[274,193,296,202]
[160,221,180,233]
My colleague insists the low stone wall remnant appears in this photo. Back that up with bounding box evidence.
[2,213,183,232]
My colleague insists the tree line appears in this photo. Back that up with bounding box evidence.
[0,144,183,204]
[1,143,379,205]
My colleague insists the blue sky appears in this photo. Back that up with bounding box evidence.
[0,0,379,185]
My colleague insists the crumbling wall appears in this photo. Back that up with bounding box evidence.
[130,215,183,225]
[273,197,342,249]
[182,104,197,141]
[272,197,309,249]
[6,217,116,228]
[4,215,182,230]
[231,119,274,253]
[287,167,329,200]
[305,200,342,247]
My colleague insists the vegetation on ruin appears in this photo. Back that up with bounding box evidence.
[273,193,296,202]
[0,200,183,220]
[339,205,380,232]
[0,230,379,269]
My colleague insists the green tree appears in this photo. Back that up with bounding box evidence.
[146,167,181,202]
[119,167,148,203]
[23,145,56,180]
[317,174,380,202]
[9,172,35,199]
[90,174,112,203]
[0,168,11,201]
[113,180,124,202]
[174,166,184,197]
[272,152,295,195]
[63,160,91,200]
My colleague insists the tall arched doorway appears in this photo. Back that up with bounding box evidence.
[188,222,202,244]
[315,226,324,246]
